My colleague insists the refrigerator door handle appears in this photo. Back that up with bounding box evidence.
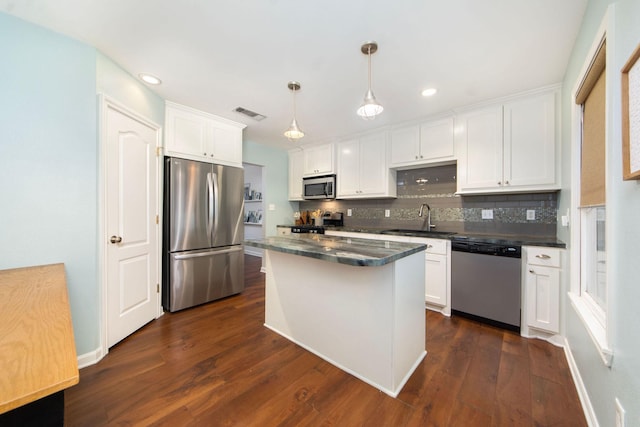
[173,246,243,260]
[206,172,214,238]
[211,172,220,238]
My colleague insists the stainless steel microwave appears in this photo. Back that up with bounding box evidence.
[303,175,336,200]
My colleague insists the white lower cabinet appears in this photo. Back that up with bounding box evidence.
[420,238,450,315]
[324,231,450,315]
[523,246,561,336]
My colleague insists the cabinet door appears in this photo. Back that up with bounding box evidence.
[425,252,447,306]
[303,144,334,176]
[206,122,242,166]
[336,139,361,197]
[526,265,560,333]
[456,106,503,192]
[419,117,454,160]
[359,133,388,195]
[165,107,207,157]
[288,150,304,200]
[504,92,556,188]
[390,125,420,166]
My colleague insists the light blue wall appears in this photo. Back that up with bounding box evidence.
[560,0,640,425]
[97,52,164,125]
[242,140,297,236]
[0,13,99,353]
[0,13,165,356]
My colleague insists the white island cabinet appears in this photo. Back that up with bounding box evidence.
[245,234,426,397]
[325,230,451,316]
[165,101,246,167]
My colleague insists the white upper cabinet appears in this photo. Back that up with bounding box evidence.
[164,101,245,167]
[288,150,304,201]
[456,105,504,191]
[456,89,559,194]
[337,132,396,199]
[390,116,455,168]
[302,143,334,177]
[503,92,556,188]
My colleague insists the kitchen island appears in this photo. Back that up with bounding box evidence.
[245,234,427,397]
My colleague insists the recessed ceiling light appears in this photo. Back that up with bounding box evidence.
[421,88,437,97]
[139,73,162,85]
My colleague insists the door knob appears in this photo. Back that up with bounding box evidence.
[110,236,123,244]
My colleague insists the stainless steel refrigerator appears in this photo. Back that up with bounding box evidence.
[162,157,245,312]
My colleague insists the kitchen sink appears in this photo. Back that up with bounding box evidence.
[380,229,457,237]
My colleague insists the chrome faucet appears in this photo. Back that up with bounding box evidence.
[418,203,436,229]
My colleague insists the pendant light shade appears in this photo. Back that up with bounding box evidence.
[357,42,383,120]
[284,81,304,142]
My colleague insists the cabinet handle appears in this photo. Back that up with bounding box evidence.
[415,155,419,160]
[505,180,510,185]
[535,254,551,260]
[420,155,423,159]
[427,244,433,249]
[529,269,535,274]
[497,181,501,185]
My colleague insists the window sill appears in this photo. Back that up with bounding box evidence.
[569,292,613,367]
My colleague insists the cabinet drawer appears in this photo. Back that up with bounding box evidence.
[526,246,561,268]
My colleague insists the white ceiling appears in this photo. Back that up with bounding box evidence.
[1,0,587,150]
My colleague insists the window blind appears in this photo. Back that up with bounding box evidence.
[579,42,606,207]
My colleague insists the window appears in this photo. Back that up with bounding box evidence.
[578,43,607,325]
[570,28,612,366]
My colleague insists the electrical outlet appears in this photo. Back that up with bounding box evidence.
[385,209,390,218]
[347,209,352,217]
[615,398,625,427]
[526,209,536,220]
[481,209,493,220]
[268,203,275,211]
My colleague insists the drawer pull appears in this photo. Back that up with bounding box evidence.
[529,269,535,274]
[427,244,433,249]
[535,254,551,260]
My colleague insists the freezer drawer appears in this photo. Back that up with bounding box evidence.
[164,246,244,312]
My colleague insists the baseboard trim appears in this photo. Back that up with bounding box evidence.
[563,337,599,426]
[77,347,106,369]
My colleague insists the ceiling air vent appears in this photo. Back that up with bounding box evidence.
[233,107,267,121]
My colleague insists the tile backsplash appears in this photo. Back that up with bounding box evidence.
[299,164,558,237]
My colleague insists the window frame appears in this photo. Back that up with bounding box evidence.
[568,12,613,367]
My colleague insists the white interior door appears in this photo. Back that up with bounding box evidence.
[105,101,160,348]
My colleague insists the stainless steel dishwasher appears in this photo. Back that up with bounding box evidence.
[451,238,522,332]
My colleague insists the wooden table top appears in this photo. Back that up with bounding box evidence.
[0,263,79,414]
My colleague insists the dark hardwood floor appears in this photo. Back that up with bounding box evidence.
[65,255,586,426]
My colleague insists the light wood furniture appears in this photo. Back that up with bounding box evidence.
[0,263,79,415]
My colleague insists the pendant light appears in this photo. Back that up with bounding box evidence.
[357,41,384,120]
[284,81,304,142]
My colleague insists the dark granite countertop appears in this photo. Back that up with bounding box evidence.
[244,234,427,267]
[321,226,566,248]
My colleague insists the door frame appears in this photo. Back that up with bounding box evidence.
[97,94,163,362]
